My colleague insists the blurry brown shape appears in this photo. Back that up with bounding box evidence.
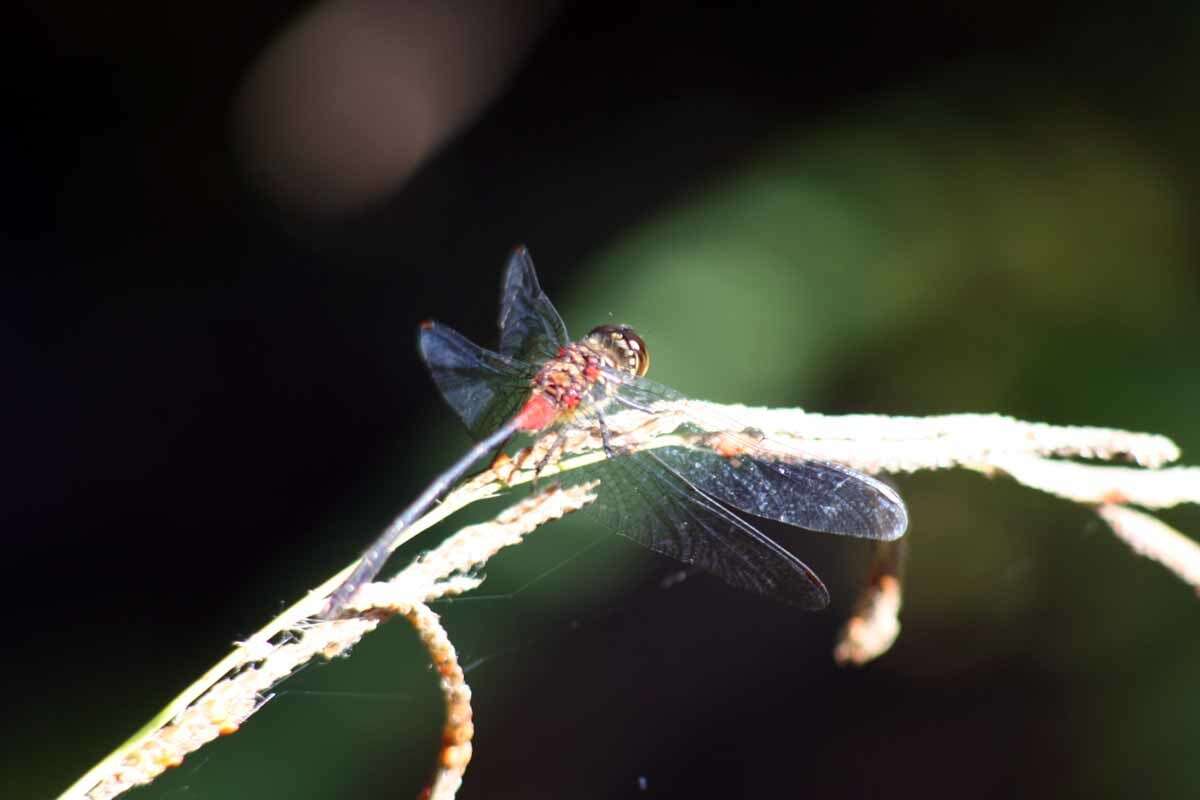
[234,0,554,214]
[834,539,906,667]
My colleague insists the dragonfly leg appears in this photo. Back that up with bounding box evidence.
[531,431,568,488]
[597,413,618,458]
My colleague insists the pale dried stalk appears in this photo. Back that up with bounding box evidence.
[1097,504,1200,593]
[63,407,1198,800]
[72,483,599,800]
[404,603,473,800]
[82,615,383,800]
[834,540,906,667]
[675,405,1182,470]
[833,574,903,667]
[987,454,1200,508]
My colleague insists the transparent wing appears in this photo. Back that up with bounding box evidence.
[497,246,570,364]
[418,322,536,440]
[597,373,909,542]
[558,447,830,608]
[651,446,907,540]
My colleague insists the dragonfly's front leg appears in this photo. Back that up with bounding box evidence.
[492,428,568,487]
[596,406,650,459]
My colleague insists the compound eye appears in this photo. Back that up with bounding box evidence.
[621,326,650,377]
[588,324,650,377]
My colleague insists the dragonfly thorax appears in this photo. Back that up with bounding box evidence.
[513,325,650,432]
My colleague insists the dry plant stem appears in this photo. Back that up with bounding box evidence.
[683,406,1182,470]
[834,539,907,667]
[986,454,1200,508]
[834,574,903,667]
[405,604,473,800]
[63,476,501,800]
[72,482,599,800]
[63,407,1199,800]
[82,616,382,800]
[1098,504,1200,594]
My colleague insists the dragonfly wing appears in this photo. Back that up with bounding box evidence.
[652,446,907,541]
[604,375,908,541]
[559,449,830,608]
[419,322,534,440]
[497,246,570,363]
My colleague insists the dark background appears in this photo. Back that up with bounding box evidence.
[6,2,1200,798]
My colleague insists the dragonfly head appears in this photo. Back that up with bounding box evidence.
[587,324,650,378]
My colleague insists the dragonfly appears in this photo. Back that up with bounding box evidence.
[322,247,907,617]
